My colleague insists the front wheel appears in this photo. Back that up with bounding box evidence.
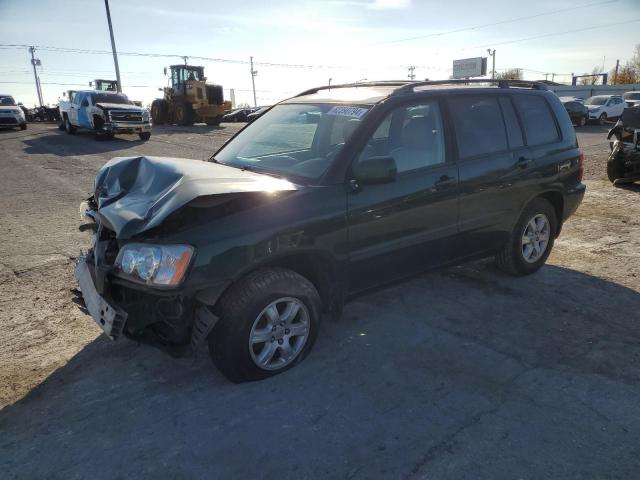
[139,132,151,141]
[598,113,607,125]
[495,198,557,276]
[209,268,321,383]
[20,123,27,130]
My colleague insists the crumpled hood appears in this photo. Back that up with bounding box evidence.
[93,156,298,239]
[95,102,145,111]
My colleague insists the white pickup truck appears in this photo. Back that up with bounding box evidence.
[58,90,151,140]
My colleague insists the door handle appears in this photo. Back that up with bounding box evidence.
[517,156,532,169]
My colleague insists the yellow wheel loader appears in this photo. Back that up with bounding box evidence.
[151,65,230,126]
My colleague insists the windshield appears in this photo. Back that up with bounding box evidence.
[92,93,130,105]
[214,103,371,182]
[624,92,640,100]
[0,96,16,106]
[585,96,608,106]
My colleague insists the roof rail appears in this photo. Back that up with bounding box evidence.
[294,81,413,97]
[293,79,549,99]
[394,79,549,94]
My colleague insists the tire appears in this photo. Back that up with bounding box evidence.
[139,131,151,141]
[151,100,167,125]
[495,198,557,276]
[598,113,607,125]
[209,268,321,383]
[20,123,27,130]
[64,116,76,134]
[205,117,221,126]
[607,149,625,183]
[578,115,586,127]
[175,102,193,126]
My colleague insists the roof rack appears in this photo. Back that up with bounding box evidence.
[394,79,549,93]
[294,78,548,98]
[294,81,412,97]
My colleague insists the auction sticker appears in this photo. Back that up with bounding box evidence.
[327,106,369,118]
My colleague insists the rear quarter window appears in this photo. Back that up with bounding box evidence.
[513,95,560,146]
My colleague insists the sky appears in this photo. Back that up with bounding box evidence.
[1,0,639,107]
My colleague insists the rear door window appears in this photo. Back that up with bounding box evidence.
[512,95,559,146]
[448,96,508,159]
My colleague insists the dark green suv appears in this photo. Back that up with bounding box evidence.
[75,80,586,382]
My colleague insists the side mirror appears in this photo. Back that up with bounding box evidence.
[353,156,397,185]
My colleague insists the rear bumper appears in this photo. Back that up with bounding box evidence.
[564,183,586,220]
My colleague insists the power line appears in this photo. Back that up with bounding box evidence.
[0,44,345,69]
[463,18,640,50]
[375,0,617,45]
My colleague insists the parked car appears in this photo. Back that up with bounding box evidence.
[561,98,588,127]
[74,79,585,382]
[0,95,27,130]
[58,90,151,140]
[222,108,254,123]
[623,91,640,108]
[584,95,625,124]
[247,106,271,123]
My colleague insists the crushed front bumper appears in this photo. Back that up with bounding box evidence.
[74,255,127,340]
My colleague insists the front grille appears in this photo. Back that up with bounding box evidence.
[0,117,18,124]
[206,85,223,105]
[108,110,143,123]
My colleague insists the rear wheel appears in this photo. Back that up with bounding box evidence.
[209,268,321,383]
[495,198,557,276]
[175,102,193,126]
[139,131,151,141]
[64,116,76,134]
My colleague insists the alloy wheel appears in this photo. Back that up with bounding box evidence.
[249,297,310,370]
[521,214,550,263]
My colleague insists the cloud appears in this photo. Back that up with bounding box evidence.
[368,0,411,10]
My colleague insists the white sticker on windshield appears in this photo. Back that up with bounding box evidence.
[327,106,369,118]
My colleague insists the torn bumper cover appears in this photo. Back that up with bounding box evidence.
[74,255,127,340]
[607,107,640,184]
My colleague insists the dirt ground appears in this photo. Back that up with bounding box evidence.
[0,122,639,479]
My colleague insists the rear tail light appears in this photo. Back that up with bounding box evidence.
[578,150,584,182]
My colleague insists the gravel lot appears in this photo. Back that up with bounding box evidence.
[1,122,639,479]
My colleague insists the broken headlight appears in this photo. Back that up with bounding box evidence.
[114,244,194,287]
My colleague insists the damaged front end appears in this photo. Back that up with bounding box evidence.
[73,155,297,356]
[607,106,640,185]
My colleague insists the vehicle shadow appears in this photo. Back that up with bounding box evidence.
[614,182,640,192]
[2,262,640,479]
[22,129,147,157]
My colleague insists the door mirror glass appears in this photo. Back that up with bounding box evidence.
[353,156,397,184]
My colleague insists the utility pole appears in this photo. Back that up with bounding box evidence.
[104,0,122,92]
[250,56,258,108]
[551,73,555,82]
[328,78,332,88]
[614,59,620,84]
[487,49,496,80]
[407,66,416,81]
[28,46,43,107]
